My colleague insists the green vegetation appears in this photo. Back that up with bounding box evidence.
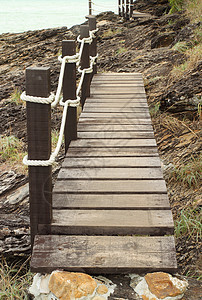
[102,28,122,38]
[0,135,26,167]
[149,102,160,117]
[10,88,23,105]
[172,41,189,53]
[0,257,33,299]
[169,0,184,13]
[169,155,201,187]
[116,46,127,54]
[175,208,201,241]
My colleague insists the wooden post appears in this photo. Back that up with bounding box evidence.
[118,0,121,16]
[130,0,133,18]
[122,0,125,18]
[80,25,91,108]
[126,0,129,20]
[62,40,77,152]
[88,16,97,77]
[89,0,92,15]
[26,67,52,251]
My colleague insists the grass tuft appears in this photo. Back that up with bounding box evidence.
[169,155,201,188]
[175,208,202,241]
[10,88,23,106]
[0,257,33,300]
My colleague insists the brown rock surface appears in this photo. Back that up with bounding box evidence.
[145,272,183,299]
[48,271,97,300]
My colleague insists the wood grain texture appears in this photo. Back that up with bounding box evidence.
[78,124,153,131]
[53,193,170,210]
[62,157,161,168]
[80,112,150,118]
[66,147,158,157]
[69,139,156,147]
[77,131,154,139]
[57,167,163,180]
[51,209,174,235]
[53,179,167,193]
[78,118,152,124]
[31,235,177,273]
[83,107,149,112]
[84,101,149,107]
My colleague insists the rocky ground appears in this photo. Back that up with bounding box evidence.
[0,0,201,296]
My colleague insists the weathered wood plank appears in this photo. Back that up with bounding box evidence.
[51,210,173,235]
[79,118,152,125]
[83,107,148,113]
[91,83,144,87]
[69,139,156,147]
[77,124,153,131]
[53,194,170,210]
[53,179,167,193]
[58,167,163,180]
[77,131,154,139]
[80,112,151,118]
[84,101,148,107]
[31,235,177,273]
[90,94,146,99]
[91,88,145,94]
[62,157,161,168]
[66,147,158,157]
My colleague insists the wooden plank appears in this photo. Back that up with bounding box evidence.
[57,167,163,180]
[62,157,161,168]
[66,147,158,157]
[31,235,177,273]
[84,101,148,107]
[91,83,144,87]
[83,107,149,113]
[79,118,152,125]
[69,139,156,147]
[80,112,151,118]
[91,88,145,94]
[77,124,153,131]
[51,209,174,235]
[53,194,170,210]
[53,179,167,193]
[77,132,154,139]
[90,94,146,99]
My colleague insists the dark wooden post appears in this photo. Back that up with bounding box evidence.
[118,0,121,16]
[89,0,92,15]
[130,0,133,18]
[122,0,125,18]
[62,40,77,152]
[126,0,129,20]
[88,16,97,77]
[26,67,52,251]
[80,25,91,108]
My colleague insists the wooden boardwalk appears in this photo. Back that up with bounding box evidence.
[31,73,177,273]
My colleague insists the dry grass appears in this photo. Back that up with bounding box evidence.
[0,257,33,300]
[102,28,122,38]
[185,0,202,23]
[170,43,202,80]
[0,135,27,174]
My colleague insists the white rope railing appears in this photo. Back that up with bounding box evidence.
[21,28,98,167]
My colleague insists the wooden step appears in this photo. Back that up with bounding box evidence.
[62,157,161,167]
[69,139,156,147]
[66,147,158,157]
[57,167,163,180]
[53,194,170,210]
[77,124,153,131]
[51,209,174,235]
[77,131,154,139]
[31,235,177,273]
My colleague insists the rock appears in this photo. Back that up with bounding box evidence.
[48,271,97,300]
[92,296,106,300]
[134,272,188,300]
[97,284,109,295]
[4,183,28,205]
[151,33,175,48]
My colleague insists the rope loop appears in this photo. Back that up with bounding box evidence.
[58,54,80,64]
[21,91,55,104]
